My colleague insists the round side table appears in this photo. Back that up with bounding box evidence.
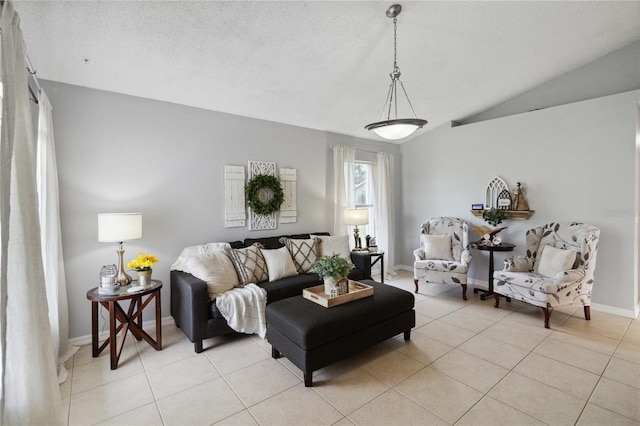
[470,243,515,300]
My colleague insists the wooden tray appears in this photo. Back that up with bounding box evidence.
[303,280,373,308]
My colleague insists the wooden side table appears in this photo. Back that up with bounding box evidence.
[352,251,385,283]
[470,243,515,300]
[86,279,163,369]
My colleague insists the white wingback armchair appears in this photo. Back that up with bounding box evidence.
[413,217,472,300]
[493,222,600,328]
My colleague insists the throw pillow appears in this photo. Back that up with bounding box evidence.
[536,245,577,278]
[311,234,351,259]
[280,237,319,273]
[226,243,269,285]
[421,234,454,261]
[260,246,299,282]
[184,251,239,300]
[171,242,230,272]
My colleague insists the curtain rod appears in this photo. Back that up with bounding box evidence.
[329,144,381,155]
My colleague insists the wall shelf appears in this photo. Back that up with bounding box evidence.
[471,209,534,220]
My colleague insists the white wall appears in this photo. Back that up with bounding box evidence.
[43,81,398,339]
[400,90,640,315]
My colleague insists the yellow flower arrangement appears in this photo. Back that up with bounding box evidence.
[127,252,158,271]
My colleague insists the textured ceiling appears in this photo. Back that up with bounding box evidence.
[15,1,640,143]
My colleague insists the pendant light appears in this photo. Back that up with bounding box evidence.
[365,4,427,140]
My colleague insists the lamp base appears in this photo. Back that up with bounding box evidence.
[353,226,362,250]
[116,246,132,286]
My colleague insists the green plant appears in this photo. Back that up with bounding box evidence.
[482,208,507,227]
[311,254,354,280]
[245,174,285,215]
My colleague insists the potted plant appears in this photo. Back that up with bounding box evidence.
[311,254,354,297]
[482,207,507,227]
[127,252,159,286]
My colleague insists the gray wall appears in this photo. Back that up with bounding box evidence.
[43,81,399,339]
[462,40,640,124]
[400,89,639,314]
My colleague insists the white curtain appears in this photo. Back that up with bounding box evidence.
[37,90,78,384]
[0,1,64,424]
[373,152,395,279]
[332,145,355,237]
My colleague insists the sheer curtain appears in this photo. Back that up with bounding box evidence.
[1,1,64,423]
[37,90,78,384]
[373,152,395,279]
[332,145,355,236]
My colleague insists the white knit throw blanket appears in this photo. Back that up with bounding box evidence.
[215,283,267,338]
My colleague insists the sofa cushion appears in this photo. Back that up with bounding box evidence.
[227,243,269,285]
[536,245,577,278]
[280,237,319,273]
[244,236,284,250]
[311,234,351,260]
[261,246,299,282]
[421,234,453,261]
[256,273,321,304]
[184,250,239,299]
[171,242,231,272]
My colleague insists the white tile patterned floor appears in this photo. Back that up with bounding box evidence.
[61,270,640,425]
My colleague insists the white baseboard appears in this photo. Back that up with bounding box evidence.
[394,264,638,319]
[69,315,175,348]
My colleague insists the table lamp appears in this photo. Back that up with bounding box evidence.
[98,213,142,286]
[344,208,369,250]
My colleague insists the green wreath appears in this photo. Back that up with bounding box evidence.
[245,174,284,215]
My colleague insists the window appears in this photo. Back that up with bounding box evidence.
[354,161,374,240]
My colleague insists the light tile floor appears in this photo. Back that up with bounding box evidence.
[61,270,640,425]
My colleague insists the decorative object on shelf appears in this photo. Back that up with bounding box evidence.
[98,213,142,286]
[482,207,508,227]
[485,176,509,209]
[364,4,427,140]
[471,203,484,210]
[247,161,278,230]
[497,189,512,210]
[513,182,530,211]
[127,252,158,286]
[311,254,354,298]
[344,208,369,250]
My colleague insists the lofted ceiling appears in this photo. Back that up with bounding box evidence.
[15,1,640,143]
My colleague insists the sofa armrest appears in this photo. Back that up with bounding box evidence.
[413,248,424,261]
[460,249,472,266]
[350,252,372,278]
[503,257,533,272]
[170,270,210,343]
[553,268,585,285]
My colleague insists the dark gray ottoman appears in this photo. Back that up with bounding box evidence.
[266,279,415,387]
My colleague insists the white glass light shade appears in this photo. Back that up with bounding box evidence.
[98,213,142,242]
[344,208,369,226]
[365,118,427,140]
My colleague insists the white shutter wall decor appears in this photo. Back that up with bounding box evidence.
[279,168,297,224]
[248,161,277,230]
[224,165,246,228]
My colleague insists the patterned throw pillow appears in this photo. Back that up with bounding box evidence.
[279,237,319,273]
[226,243,269,285]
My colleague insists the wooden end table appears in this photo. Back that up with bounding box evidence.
[470,243,515,300]
[86,279,163,369]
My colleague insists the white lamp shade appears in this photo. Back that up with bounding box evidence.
[344,208,369,226]
[98,213,142,242]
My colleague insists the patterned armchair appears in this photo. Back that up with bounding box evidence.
[413,217,472,300]
[493,222,600,328]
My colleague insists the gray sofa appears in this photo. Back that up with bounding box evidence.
[170,232,372,352]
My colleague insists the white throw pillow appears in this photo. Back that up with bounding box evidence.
[311,235,351,259]
[537,245,577,278]
[260,247,299,282]
[184,250,239,300]
[171,242,230,272]
[421,234,454,261]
